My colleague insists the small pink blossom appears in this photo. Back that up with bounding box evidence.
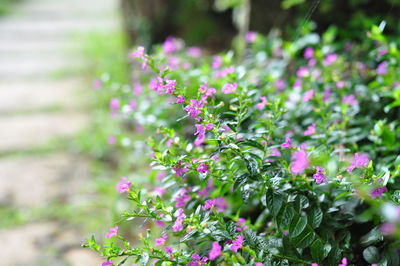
[155,234,167,246]
[209,242,222,260]
[271,147,281,157]
[281,137,291,149]
[313,166,327,184]
[133,82,142,95]
[131,46,145,59]
[212,56,222,69]
[116,177,131,193]
[235,218,248,231]
[323,88,331,103]
[163,37,181,53]
[342,94,358,105]
[105,225,118,238]
[109,98,119,110]
[172,162,189,177]
[370,187,388,198]
[256,96,268,110]
[174,188,191,207]
[347,153,370,172]
[297,67,309,78]
[377,61,388,75]
[197,163,209,173]
[304,123,316,136]
[172,208,185,232]
[165,246,173,254]
[323,53,337,66]
[202,199,216,210]
[153,186,166,197]
[187,47,202,57]
[304,47,314,59]
[185,99,204,119]
[107,136,116,145]
[255,263,263,266]
[230,235,244,252]
[302,89,314,102]
[290,150,309,174]
[338,257,348,266]
[222,83,237,94]
[245,31,257,43]
[336,81,345,88]
[381,222,396,235]
[188,254,208,266]
[102,261,114,266]
[176,95,185,103]
[311,264,318,266]
[215,197,228,212]
[275,79,285,91]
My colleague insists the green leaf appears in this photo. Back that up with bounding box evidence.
[289,215,307,238]
[294,195,309,212]
[308,207,323,228]
[244,155,258,176]
[363,246,380,264]
[291,229,315,248]
[281,0,305,9]
[277,205,295,230]
[234,173,249,190]
[311,239,331,262]
[383,248,400,266]
[266,191,285,217]
[360,227,383,246]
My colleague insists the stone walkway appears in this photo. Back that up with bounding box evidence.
[0,0,119,265]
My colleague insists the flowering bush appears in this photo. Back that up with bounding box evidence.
[84,24,400,265]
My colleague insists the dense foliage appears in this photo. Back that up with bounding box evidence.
[84,24,400,265]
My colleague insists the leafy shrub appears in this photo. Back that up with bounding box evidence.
[84,25,400,265]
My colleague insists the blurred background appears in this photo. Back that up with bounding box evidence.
[0,0,399,265]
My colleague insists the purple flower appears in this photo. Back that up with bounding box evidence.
[338,257,348,266]
[209,242,222,260]
[311,264,318,266]
[109,98,120,111]
[230,235,244,252]
[102,261,114,266]
[302,89,314,102]
[222,83,238,94]
[336,81,345,88]
[172,209,185,232]
[377,61,388,75]
[323,88,331,103]
[185,99,204,119]
[187,47,202,57]
[381,222,396,235]
[271,147,281,157]
[297,67,309,78]
[202,199,216,210]
[131,46,145,59]
[246,31,257,43]
[174,188,191,208]
[188,254,208,266]
[176,95,185,103]
[235,218,248,231]
[163,37,181,53]
[197,163,209,173]
[165,246,173,254]
[255,263,264,266]
[323,53,337,66]
[107,136,116,145]
[215,197,228,212]
[378,48,388,57]
[281,137,292,149]
[212,56,222,69]
[256,97,268,110]
[275,79,285,91]
[370,187,388,198]
[105,225,118,238]
[304,123,316,136]
[304,47,314,59]
[155,233,167,246]
[172,162,189,177]
[342,95,358,105]
[290,150,309,174]
[164,80,177,94]
[116,177,131,193]
[347,153,370,172]
[313,166,327,184]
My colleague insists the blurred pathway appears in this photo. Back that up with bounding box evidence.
[0,0,119,265]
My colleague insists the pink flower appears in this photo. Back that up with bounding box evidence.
[172,209,185,232]
[155,233,167,246]
[105,225,118,238]
[217,66,235,77]
[149,77,164,93]
[336,81,345,88]
[381,222,396,235]
[370,187,388,198]
[215,197,228,212]
[172,162,189,177]
[377,61,388,75]
[378,48,388,57]
[209,242,222,260]
[155,220,165,228]
[347,153,370,172]
[131,46,145,59]
[235,218,248,231]
[202,199,216,210]
[176,95,185,103]
[102,261,114,266]
[338,257,348,266]
[323,88,331,103]
[256,96,268,110]
[304,47,314,59]
[188,254,208,266]
[197,163,209,173]
[164,80,177,94]
[304,123,316,136]
[212,56,222,69]
[163,37,181,53]
[311,264,318,266]
[255,263,263,266]
[188,47,202,57]
[230,235,243,252]
[165,246,173,254]
[222,83,238,94]
[323,53,337,66]
[290,150,309,174]
[275,79,285,91]
[246,31,257,43]
[174,188,191,207]
[185,99,204,119]
[133,82,142,95]
[302,89,314,102]
[271,147,281,157]
[297,67,309,78]
[281,137,292,149]
[342,95,358,105]
[92,79,102,90]
[108,135,116,145]
[313,166,327,184]
[109,98,119,111]
[116,177,131,193]
[153,186,166,197]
